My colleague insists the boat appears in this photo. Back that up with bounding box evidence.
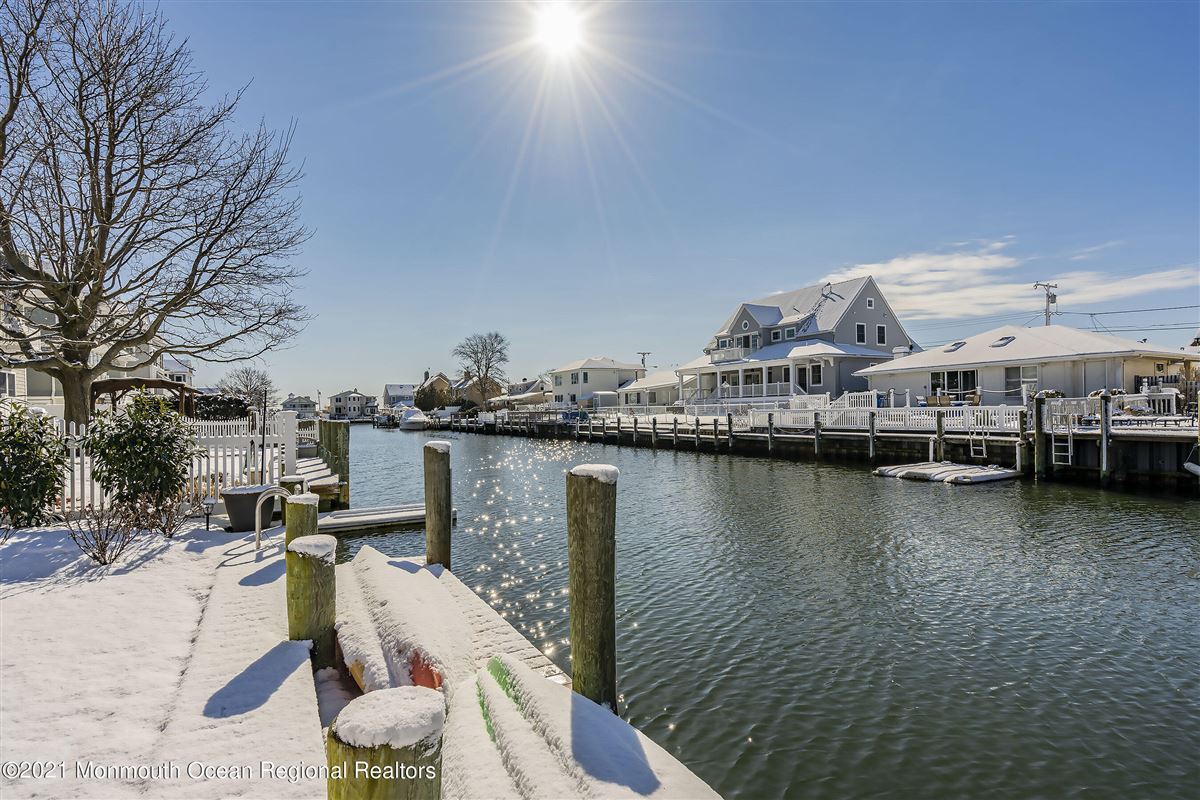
[397,407,429,430]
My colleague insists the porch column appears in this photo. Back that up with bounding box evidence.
[677,371,684,402]
[761,366,768,395]
[787,360,796,394]
[738,368,745,398]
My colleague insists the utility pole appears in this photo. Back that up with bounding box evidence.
[1033,282,1058,326]
[637,351,652,368]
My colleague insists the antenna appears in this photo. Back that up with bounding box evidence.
[1033,282,1058,326]
[637,351,652,368]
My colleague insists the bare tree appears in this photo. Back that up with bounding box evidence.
[452,332,509,402]
[217,365,277,408]
[0,0,309,423]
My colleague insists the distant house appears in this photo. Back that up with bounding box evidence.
[675,276,916,403]
[382,383,418,408]
[855,325,1200,405]
[418,371,452,396]
[450,374,503,408]
[488,377,550,408]
[281,393,318,418]
[548,357,646,407]
[329,388,376,420]
[618,370,695,407]
[162,356,194,386]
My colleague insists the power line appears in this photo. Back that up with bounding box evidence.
[1058,305,1199,316]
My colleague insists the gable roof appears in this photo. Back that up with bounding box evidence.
[714,276,872,337]
[619,370,696,392]
[283,394,315,405]
[855,325,1198,376]
[549,356,645,373]
[419,372,450,390]
[383,383,417,395]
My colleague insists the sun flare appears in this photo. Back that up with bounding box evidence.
[534,2,583,57]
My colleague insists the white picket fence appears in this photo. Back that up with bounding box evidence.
[54,411,298,513]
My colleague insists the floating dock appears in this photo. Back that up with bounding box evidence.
[874,461,1022,484]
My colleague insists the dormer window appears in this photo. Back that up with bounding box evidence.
[784,327,796,339]
[771,329,781,342]
[944,341,966,353]
[990,335,1017,348]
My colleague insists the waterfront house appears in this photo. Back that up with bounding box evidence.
[450,373,503,408]
[488,377,551,409]
[548,357,646,407]
[382,383,418,408]
[329,388,376,420]
[618,370,696,407]
[281,393,318,418]
[855,324,1200,405]
[675,276,917,403]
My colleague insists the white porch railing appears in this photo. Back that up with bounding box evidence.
[708,346,752,363]
[53,411,298,513]
[754,404,1024,433]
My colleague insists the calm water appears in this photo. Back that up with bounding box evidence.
[342,424,1199,799]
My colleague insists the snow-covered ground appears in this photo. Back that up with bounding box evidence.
[0,526,324,799]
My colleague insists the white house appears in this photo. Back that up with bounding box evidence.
[281,393,318,418]
[548,357,646,406]
[1,350,194,418]
[382,383,418,408]
[488,377,551,409]
[618,370,695,407]
[675,276,917,403]
[329,388,376,420]
[855,324,1200,405]
[162,356,194,386]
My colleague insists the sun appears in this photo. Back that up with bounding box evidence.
[534,2,583,58]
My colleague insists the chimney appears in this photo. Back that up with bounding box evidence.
[424,370,430,382]
[892,345,912,360]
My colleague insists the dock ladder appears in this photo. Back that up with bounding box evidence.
[967,412,988,459]
[1050,413,1075,466]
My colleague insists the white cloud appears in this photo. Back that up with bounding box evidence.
[1069,240,1124,261]
[823,241,1199,320]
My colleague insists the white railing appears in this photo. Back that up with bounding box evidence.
[1044,395,1194,431]
[52,411,297,513]
[753,404,1024,433]
[708,347,751,363]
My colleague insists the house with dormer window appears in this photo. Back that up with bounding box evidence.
[675,276,917,402]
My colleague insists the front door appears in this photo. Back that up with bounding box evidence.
[795,367,808,392]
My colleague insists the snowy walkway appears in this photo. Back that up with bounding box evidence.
[0,527,324,800]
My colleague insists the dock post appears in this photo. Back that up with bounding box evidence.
[326,687,443,800]
[575,419,580,440]
[651,418,657,449]
[727,413,734,449]
[1033,395,1047,478]
[278,474,304,525]
[1099,391,1112,486]
[712,418,718,449]
[424,441,452,570]
[286,527,336,669]
[589,418,594,440]
[632,417,638,445]
[566,464,618,712]
[767,413,774,454]
[616,416,622,443]
[868,410,877,462]
[693,417,700,449]
[672,417,678,447]
[813,411,822,458]
[935,410,945,461]
[601,418,607,441]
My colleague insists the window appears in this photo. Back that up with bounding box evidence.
[569,394,577,403]
[571,373,579,385]
[876,325,886,346]
[554,394,562,403]
[0,371,14,396]
[648,391,657,404]
[855,323,866,344]
[582,372,589,384]
[554,375,562,386]
[784,327,796,339]
[1004,365,1039,397]
[929,369,978,399]
[771,330,781,342]
[718,338,729,348]
[810,364,823,386]
[991,335,1016,348]
[866,298,875,309]
[741,320,750,330]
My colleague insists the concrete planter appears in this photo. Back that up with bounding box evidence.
[221,484,276,532]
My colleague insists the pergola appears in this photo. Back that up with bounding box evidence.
[90,377,198,417]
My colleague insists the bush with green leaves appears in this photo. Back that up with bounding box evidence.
[83,393,199,533]
[0,403,67,535]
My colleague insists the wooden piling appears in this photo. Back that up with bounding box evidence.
[285,511,336,669]
[693,417,700,449]
[285,491,319,545]
[1099,391,1112,486]
[632,417,638,445]
[672,417,678,446]
[565,464,618,712]
[726,413,734,449]
[813,411,822,458]
[867,410,877,462]
[278,474,304,524]
[934,410,946,461]
[326,687,443,800]
[767,413,774,453]
[651,418,658,449]
[712,418,719,448]
[423,441,452,570]
[1033,394,1047,478]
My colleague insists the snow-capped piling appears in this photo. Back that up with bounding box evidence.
[284,492,320,545]
[424,441,452,570]
[326,687,443,800]
[278,474,305,523]
[287,526,337,669]
[566,463,619,712]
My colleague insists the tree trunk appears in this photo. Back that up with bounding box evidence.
[57,369,93,425]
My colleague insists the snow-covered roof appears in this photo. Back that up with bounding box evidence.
[162,355,192,373]
[383,383,417,395]
[714,276,872,337]
[856,325,1199,376]
[419,372,450,390]
[283,394,315,405]
[619,370,696,392]
[548,356,644,373]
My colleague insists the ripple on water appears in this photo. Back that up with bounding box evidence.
[343,426,1200,800]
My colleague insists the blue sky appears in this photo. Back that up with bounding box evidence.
[165,1,1200,401]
